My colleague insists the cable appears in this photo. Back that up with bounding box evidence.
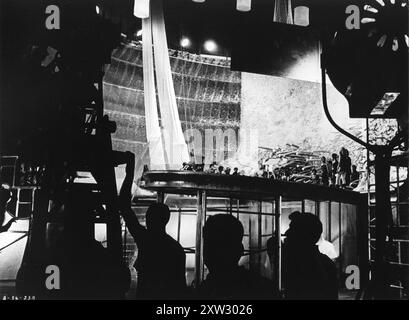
[321,66,372,151]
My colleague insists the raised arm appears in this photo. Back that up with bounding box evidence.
[118,152,146,246]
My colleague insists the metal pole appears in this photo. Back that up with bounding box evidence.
[366,118,372,269]
[157,192,165,204]
[258,201,262,272]
[195,190,206,287]
[177,208,182,243]
[328,201,332,240]
[396,165,400,225]
[339,202,342,269]
[275,196,282,292]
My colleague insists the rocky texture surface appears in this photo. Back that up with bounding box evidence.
[240,72,367,170]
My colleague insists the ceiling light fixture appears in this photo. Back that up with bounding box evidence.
[204,40,217,53]
[237,0,251,12]
[134,0,150,18]
[181,38,191,48]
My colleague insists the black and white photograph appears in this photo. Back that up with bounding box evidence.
[0,0,408,306]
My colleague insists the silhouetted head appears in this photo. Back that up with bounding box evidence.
[145,203,170,232]
[321,156,326,163]
[203,214,244,274]
[332,153,338,160]
[284,212,323,246]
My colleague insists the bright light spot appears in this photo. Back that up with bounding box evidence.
[204,40,217,52]
[96,6,100,14]
[376,0,386,6]
[371,93,400,115]
[1,183,10,190]
[180,37,191,48]
[136,29,143,37]
[237,0,252,12]
[364,5,378,13]
[361,18,376,24]
[390,0,395,4]
[405,34,409,47]
[294,6,310,26]
[392,37,399,51]
[377,34,387,47]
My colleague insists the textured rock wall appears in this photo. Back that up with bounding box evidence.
[240,72,367,170]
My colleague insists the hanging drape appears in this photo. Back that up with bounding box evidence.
[142,11,166,170]
[150,0,189,168]
[142,0,189,170]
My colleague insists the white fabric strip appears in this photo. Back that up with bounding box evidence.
[151,0,190,168]
[142,15,166,170]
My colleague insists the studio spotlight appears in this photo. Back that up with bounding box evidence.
[204,40,217,53]
[180,38,191,48]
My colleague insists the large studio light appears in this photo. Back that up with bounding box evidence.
[237,0,252,12]
[204,40,217,52]
[181,37,191,48]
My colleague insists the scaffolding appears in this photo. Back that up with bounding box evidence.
[366,119,409,299]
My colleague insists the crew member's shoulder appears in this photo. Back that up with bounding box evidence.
[165,234,185,250]
[318,252,337,271]
[239,267,273,288]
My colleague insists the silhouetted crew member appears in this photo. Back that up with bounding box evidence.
[331,153,339,185]
[338,148,351,187]
[119,152,187,299]
[198,214,275,299]
[48,190,131,299]
[320,156,329,186]
[351,165,360,182]
[282,212,338,300]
